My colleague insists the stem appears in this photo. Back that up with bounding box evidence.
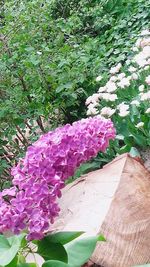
[16,125,29,145]
[36,116,45,133]
[16,133,27,147]
[19,76,32,103]
[25,120,36,136]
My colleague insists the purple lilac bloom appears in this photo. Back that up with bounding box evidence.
[0,116,115,240]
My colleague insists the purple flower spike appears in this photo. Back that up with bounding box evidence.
[0,116,115,240]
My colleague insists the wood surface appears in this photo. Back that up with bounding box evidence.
[92,154,150,267]
[52,153,150,267]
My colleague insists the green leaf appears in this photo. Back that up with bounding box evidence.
[97,235,106,242]
[37,238,68,262]
[17,264,37,267]
[0,234,26,266]
[5,256,18,267]
[47,231,84,245]
[8,233,26,247]
[132,134,147,147]
[64,236,98,266]
[0,236,17,266]
[42,260,69,267]
[17,254,26,263]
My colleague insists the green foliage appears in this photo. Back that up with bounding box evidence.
[44,231,84,245]
[42,261,69,267]
[0,232,103,266]
[0,0,150,184]
[86,29,150,157]
[64,236,99,267]
[0,233,25,266]
[17,264,37,267]
[37,239,68,262]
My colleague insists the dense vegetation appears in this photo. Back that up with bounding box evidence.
[0,0,150,187]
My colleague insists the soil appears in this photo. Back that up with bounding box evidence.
[139,148,150,171]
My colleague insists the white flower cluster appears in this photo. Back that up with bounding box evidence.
[86,29,150,127]
[118,103,130,117]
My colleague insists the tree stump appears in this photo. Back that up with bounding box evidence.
[52,153,150,267]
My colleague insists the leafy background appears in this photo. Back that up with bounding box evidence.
[0,0,150,187]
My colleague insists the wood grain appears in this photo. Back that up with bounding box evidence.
[51,153,150,267]
[92,155,150,267]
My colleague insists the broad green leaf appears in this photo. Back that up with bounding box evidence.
[0,235,17,266]
[8,233,26,247]
[0,234,26,265]
[37,238,68,262]
[5,256,18,267]
[47,231,84,245]
[64,236,98,266]
[42,261,70,267]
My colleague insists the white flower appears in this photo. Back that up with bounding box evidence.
[145,75,150,85]
[98,93,117,102]
[108,94,118,101]
[131,73,138,80]
[118,103,129,116]
[98,86,107,93]
[100,107,116,117]
[140,37,150,48]
[118,103,129,111]
[139,85,144,92]
[131,100,140,106]
[140,92,150,101]
[85,96,93,105]
[106,81,117,92]
[85,93,100,106]
[96,75,102,82]
[117,77,130,88]
[140,30,150,36]
[146,107,150,113]
[110,63,122,74]
[87,104,99,115]
[128,66,137,73]
[132,47,139,52]
[117,73,126,80]
[144,65,149,70]
[37,51,42,55]
[135,38,142,48]
[126,59,131,65]
[98,93,109,100]
[91,93,100,102]
[110,76,118,82]
[136,122,144,128]
[133,53,147,67]
[118,110,130,117]
[143,45,150,57]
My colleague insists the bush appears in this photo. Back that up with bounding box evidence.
[86,30,150,154]
[0,0,150,184]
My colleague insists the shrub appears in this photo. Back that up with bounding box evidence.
[86,30,150,152]
[0,0,150,184]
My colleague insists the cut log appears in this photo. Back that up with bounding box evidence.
[52,153,150,267]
